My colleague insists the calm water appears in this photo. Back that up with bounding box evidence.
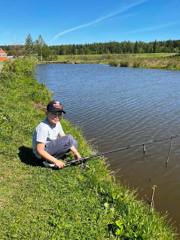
[36,63,180,232]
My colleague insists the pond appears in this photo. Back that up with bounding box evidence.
[36,63,180,232]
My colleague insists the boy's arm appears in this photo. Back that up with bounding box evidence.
[70,145,81,160]
[59,122,65,137]
[36,143,65,168]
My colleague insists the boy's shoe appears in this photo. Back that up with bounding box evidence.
[43,161,56,168]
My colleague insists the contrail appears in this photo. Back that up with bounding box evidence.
[51,0,148,41]
[126,21,180,34]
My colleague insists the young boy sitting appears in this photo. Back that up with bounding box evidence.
[32,100,81,168]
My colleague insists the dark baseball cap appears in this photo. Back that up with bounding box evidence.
[47,100,66,114]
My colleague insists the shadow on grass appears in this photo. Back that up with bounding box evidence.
[18,146,44,167]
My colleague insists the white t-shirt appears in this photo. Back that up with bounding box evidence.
[32,118,65,158]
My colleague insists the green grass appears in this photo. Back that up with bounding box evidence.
[0,62,4,71]
[0,58,177,239]
[54,53,180,70]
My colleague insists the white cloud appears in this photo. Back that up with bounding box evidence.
[51,0,148,42]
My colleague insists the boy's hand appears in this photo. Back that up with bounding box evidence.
[74,152,81,160]
[55,160,65,168]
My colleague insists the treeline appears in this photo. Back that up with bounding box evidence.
[50,40,180,55]
[1,34,180,59]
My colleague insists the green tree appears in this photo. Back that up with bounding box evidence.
[134,41,139,53]
[25,34,33,55]
[153,40,157,53]
[34,35,46,60]
[42,45,51,60]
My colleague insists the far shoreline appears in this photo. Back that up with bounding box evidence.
[39,53,180,71]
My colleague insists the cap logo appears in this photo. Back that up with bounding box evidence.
[53,102,62,109]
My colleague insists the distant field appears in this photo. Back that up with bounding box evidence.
[55,53,180,70]
[57,53,176,62]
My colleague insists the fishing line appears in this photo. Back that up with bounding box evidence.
[65,133,180,167]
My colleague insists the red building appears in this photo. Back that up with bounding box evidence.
[0,48,8,62]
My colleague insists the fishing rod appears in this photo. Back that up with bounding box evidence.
[65,133,180,167]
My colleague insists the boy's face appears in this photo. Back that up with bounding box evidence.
[47,111,62,125]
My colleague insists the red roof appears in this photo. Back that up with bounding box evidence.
[0,48,7,54]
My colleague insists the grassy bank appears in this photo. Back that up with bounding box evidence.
[0,62,4,71]
[54,53,180,70]
[0,58,177,239]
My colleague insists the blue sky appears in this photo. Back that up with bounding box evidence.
[0,0,180,45]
